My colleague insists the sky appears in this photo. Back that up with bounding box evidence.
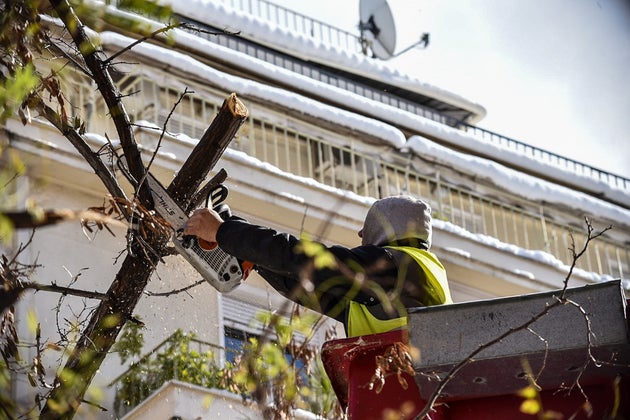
[267,0,630,179]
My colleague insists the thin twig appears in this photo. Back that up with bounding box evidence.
[103,23,188,66]
[139,86,194,187]
[144,279,206,297]
[22,282,108,300]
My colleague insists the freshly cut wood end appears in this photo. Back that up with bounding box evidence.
[226,92,249,118]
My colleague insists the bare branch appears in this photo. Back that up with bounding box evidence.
[136,87,194,192]
[560,218,612,298]
[187,168,228,212]
[104,23,189,66]
[31,97,128,203]
[167,93,249,205]
[48,0,149,204]
[144,279,205,297]
[1,208,126,230]
[20,282,108,301]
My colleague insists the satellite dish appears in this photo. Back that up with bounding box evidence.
[358,0,429,60]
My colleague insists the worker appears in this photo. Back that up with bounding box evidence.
[183,195,452,337]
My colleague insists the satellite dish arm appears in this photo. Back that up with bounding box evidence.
[390,32,430,58]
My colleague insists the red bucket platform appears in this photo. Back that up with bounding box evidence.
[322,280,630,419]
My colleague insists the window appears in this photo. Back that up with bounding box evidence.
[223,325,258,364]
[221,296,327,372]
[223,325,310,386]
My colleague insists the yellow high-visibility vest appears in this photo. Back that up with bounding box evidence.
[347,246,452,337]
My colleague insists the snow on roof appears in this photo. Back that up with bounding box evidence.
[156,0,487,122]
[96,3,628,211]
[97,31,405,149]
[408,135,630,227]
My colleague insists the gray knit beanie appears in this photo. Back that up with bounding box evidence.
[361,195,432,248]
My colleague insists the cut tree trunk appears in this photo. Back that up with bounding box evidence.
[168,93,249,205]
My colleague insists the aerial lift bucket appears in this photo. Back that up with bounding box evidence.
[322,280,630,419]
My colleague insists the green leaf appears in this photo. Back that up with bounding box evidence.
[0,64,38,123]
[0,214,14,244]
[520,398,541,415]
[296,236,337,270]
[517,385,538,399]
[26,310,38,335]
[276,323,291,348]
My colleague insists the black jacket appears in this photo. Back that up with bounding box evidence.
[216,218,431,332]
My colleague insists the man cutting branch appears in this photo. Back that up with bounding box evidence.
[184,195,452,337]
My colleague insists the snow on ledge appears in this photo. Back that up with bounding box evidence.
[407,135,630,227]
[97,30,406,150]
[156,0,486,122]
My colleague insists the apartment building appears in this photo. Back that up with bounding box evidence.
[2,0,628,417]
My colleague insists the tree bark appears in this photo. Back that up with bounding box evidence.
[40,251,159,419]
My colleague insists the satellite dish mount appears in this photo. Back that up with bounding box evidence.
[358,0,429,60]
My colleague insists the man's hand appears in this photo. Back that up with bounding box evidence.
[183,208,224,244]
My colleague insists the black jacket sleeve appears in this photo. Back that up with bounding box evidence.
[215,218,399,323]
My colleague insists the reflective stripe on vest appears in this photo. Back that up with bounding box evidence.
[347,246,452,337]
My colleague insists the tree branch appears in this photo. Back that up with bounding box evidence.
[187,168,228,213]
[1,208,125,230]
[143,279,205,297]
[37,90,248,420]
[48,0,149,204]
[167,93,248,205]
[20,282,108,300]
[104,22,189,66]
[33,98,128,204]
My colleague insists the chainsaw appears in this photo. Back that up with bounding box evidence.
[145,172,250,293]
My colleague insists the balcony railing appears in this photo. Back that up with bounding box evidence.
[65,68,629,281]
[458,122,629,191]
[206,0,629,192]
[213,0,360,52]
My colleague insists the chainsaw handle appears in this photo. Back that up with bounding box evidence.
[181,202,231,249]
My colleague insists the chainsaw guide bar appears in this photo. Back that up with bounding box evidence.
[146,172,243,293]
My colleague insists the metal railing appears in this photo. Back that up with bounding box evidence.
[458,122,629,191]
[204,0,629,192]
[214,0,360,52]
[65,68,629,281]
